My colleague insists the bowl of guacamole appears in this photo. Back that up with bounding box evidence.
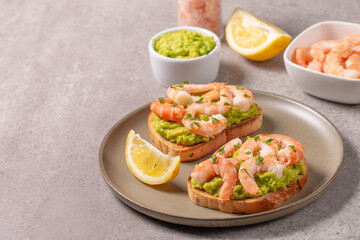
[149,26,221,87]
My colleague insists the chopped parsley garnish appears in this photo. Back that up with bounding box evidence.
[159,97,165,104]
[190,121,199,128]
[236,85,244,90]
[211,155,217,163]
[247,136,252,140]
[243,93,250,98]
[289,145,297,152]
[183,80,188,84]
[254,136,260,141]
[177,84,184,87]
[220,94,227,97]
[188,100,193,105]
[234,142,241,148]
[184,113,196,120]
[211,117,219,124]
[171,102,177,107]
[240,168,249,175]
[217,146,225,155]
[263,138,274,145]
[245,151,251,155]
[195,96,204,103]
[224,102,231,106]
[255,156,264,165]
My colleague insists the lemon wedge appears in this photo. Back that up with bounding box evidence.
[125,130,180,185]
[225,8,292,61]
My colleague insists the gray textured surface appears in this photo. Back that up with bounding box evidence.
[0,0,359,239]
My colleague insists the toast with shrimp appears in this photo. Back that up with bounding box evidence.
[148,82,263,162]
[187,134,308,214]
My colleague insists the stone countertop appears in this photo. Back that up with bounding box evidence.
[1,0,359,239]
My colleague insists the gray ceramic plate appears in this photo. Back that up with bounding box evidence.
[99,91,344,227]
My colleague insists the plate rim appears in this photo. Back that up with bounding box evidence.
[98,90,344,227]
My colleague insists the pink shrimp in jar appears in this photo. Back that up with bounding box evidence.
[178,0,222,37]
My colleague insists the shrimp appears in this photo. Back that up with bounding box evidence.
[238,134,278,160]
[310,40,339,62]
[203,82,228,102]
[271,134,305,166]
[186,86,233,115]
[167,86,201,106]
[177,83,215,94]
[335,40,354,59]
[191,138,242,184]
[213,138,242,160]
[238,156,286,196]
[203,89,220,102]
[167,83,226,105]
[294,47,312,67]
[344,34,360,46]
[182,113,227,138]
[323,50,358,79]
[226,85,254,112]
[345,53,360,74]
[307,58,323,72]
[323,40,358,78]
[150,97,185,122]
[353,45,360,54]
[191,157,239,202]
[217,158,238,201]
[191,158,218,184]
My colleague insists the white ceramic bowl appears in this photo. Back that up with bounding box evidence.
[284,21,360,104]
[149,26,221,87]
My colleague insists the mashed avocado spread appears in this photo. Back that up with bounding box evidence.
[154,30,216,59]
[191,159,306,200]
[152,104,259,146]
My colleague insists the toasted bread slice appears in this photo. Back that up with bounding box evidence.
[148,104,263,162]
[148,114,227,162]
[187,158,308,214]
[225,104,263,140]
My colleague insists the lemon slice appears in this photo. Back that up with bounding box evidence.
[225,8,292,61]
[125,130,180,185]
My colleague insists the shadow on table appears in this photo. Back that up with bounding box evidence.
[122,136,359,238]
[216,52,285,85]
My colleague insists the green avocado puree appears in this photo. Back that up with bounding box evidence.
[191,159,306,200]
[154,30,216,59]
[224,105,259,128]
[151,104,259,146]
[152,113,210,145]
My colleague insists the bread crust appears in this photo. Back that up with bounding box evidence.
[225,104,263,140]
[187,158,308,214]
[148,114,227,162]
[148,104,263,162]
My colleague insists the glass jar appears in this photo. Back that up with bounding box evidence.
[178,0,222,38]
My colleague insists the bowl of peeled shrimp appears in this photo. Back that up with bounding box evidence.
[283,21,360,104]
